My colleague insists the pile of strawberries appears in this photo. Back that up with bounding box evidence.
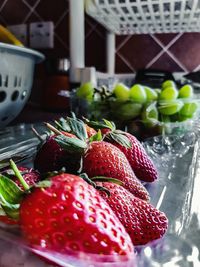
[0,116,168,263]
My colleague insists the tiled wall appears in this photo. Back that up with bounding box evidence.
[1,0,200,74]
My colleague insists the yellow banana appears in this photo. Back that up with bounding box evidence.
[0,25,24,46]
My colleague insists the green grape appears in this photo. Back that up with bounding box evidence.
[162,80,176,90]
[178,84,194,98]
[142,102,158,128]
[113,83,130,101]
[158,100,183,115]
[116,102,142,120]
[144,86,158,101]
[155,88,161,95]
[177,114,191,122]
[159,86,178,100]
[76,82,94,101]
[179,101,198,117]
[129,84,147,104]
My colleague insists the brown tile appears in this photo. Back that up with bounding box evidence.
[23,0,40,7]
[55,13,69,46]
[35,0,68,23]
[85,30,106,72]
[85,15,98,28]
[116,35,162,71]
[0,0,7,9]
[25,12,42,24]
[169,33,200,71]
[37,37,69,59]
[85,17,98,38]
[53,35,69,57]
[0,0,30,25]
[94,22,107,39]
[115,53,135,73]
[154,33,179,46]
[148,53,184,72]
[0,15,6,25]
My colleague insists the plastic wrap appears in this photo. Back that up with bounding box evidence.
[0,124,199,266]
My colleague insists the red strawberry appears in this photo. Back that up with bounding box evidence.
[100,127,111,135]
[85,119,158,182]
[85,124,97,138]
[34,132,81,174]
[83,141,150,201]
[8,166,40,189]
[0,216,19,225]
[20,173,134,256]
[0,165,40,225]
[107,132,158,182]
[98,182,168,246]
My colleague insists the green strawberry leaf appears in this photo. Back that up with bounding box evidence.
[55,117,71,132]
[84,119,113,130]
[114,129,127,135]
[55,135,87,153]
[67,117,88,141]
[102,119,116,130]
[1,203,20,220]
[0,175,24,204]
[91,176,123,186]
[71,111,77,119]
[107,132,132,148]
[89,130,102,142]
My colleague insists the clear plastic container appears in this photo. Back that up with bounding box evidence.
[0,124,200,266]
[70,90,200,140]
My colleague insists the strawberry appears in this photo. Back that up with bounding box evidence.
[51,118,149,201]
[3,166,40,190]
[0,163,40,225]
[87,119,158,182]
[109,132,158,182]
[98,182,168,246]
[34,131,82,174]
[82,141,150,201]
[85,124,97,138]
[101,127,112,135]
[20,173,134,256]
[0,216,19,225]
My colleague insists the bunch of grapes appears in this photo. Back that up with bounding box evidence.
[75,81,199,138]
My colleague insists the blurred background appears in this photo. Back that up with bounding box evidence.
[1,0,200,120]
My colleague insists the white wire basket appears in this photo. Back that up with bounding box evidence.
[85,0,200,34]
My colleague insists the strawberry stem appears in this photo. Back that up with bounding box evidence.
[9,160,29,191]
[45,122,64,136]
[31,126,44,142]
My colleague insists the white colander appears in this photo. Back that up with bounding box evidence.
[0,43,44,128]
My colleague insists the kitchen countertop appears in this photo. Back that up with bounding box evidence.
[10,103,70,126]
